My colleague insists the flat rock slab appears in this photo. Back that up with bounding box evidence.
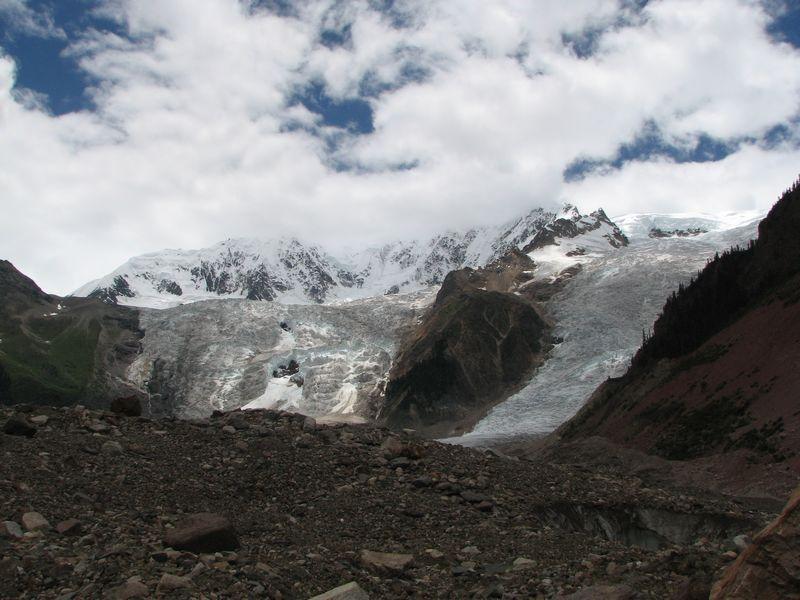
[163,513,239,553]
[360,550,414,573]
[309,581,370,600]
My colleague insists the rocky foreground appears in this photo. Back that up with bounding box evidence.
[0,405,780,599]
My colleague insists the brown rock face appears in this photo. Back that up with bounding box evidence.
[380,252,548,437]
[163,513,239,553]
[711,486,800,599]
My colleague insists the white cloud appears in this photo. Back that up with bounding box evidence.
[0,0,65,39]
[0,0,799,294]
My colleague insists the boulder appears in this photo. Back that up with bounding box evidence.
[309,581,370,600]
[163,513,239,553]
[112,577,149,599]
[711,485,800,599]
[21,512,50,531]
[156,573,193,593]
[3,417,36,438]
[101,441,124,455]
[110,396,142,417]
[360,550,414,573]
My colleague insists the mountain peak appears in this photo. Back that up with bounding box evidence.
[73,204,629,308]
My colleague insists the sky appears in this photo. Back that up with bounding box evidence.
[1,0,799,294]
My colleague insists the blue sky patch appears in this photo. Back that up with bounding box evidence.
[291,80,374,134]
[563,122,740,182]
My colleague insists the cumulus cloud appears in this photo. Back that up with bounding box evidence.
[0,0,65,39]
[0,0,799,294]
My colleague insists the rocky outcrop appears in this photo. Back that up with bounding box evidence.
[711,486,800,599]
[649,227,707,238]
[379,252,549,437]
[523,207,628,252]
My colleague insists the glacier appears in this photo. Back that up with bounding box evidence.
[450,211,763,445]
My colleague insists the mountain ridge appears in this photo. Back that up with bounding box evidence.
[73,204,628,308]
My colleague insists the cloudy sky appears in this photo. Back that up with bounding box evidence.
[1,0,799,294]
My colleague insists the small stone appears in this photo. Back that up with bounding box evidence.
[222,425,236,434]
[475,500,495,512]
[302,417,317,431]
[308,581,369,600]
[460,490,488,503]
[0,521,23,539]
[29,415,49,425]
[3,417,36,437]
[55,519,82,536]
[163,513,239,553]
[112,577,149,599]
[512,557,536,571]
[461,545,480,555]
[156,573,193,593]
[722,550,738,560]
[606,561,620,576]
[732,534,751,551]
[424,549,445,560]
[101,441,124,455]
[360,549,414,573]
[21,512,50,531]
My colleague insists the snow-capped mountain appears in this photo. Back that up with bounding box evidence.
[73,204,628,308]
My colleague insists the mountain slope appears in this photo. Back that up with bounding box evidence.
[379,251,549,437]
[73,205,628,308]
[0,261,144,407]
[555,178,800,491]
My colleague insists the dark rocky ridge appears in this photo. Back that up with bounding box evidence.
[0,405,774,599]
[379,251,550,438]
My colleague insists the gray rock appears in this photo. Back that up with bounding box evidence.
[112,577,149,599]
[308,581,370,600]
[0,521,23,539]
[21,512,50,531]
[156,573,193,593]
[360,549,414,573]
[101,441,124,455]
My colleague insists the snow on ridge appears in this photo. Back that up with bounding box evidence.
[74,204,749,309]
